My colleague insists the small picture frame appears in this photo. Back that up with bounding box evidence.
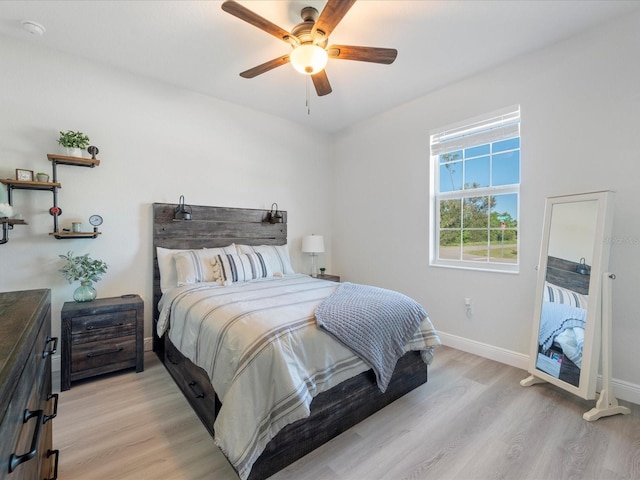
[16,169,34,182]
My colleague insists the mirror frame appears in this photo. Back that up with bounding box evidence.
[526,191,614,400]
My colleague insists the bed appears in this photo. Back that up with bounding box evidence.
[536,256,590,387]
[152,203,440,480]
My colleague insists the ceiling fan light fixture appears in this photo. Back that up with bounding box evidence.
[290,44,328,75]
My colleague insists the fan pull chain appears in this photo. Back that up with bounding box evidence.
[306,76,311,115]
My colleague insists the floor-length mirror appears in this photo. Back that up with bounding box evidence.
[522,191,614,400]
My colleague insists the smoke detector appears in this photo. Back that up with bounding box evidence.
[21,20,46,36]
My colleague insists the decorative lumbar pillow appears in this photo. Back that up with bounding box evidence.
[214,252,273,284]
[236,244,295,275]
[543,281,588,309]
[174,246,237,286]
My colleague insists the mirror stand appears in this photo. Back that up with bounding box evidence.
[522,272,630,421]
[582,273,630,421]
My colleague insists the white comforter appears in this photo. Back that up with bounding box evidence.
[157,274,440,480]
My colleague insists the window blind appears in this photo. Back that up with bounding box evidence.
[431,106,521,156]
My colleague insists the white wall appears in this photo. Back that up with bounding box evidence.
[0,36,334,345]
[331,11,640,398]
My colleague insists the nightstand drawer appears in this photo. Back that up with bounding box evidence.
[71,310,137,343]
[71,336,136,373]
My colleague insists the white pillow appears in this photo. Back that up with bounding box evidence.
[214,252,273,285]
[174,246,237,286]
[543,281,588,310]
[157,247,189,294]
[236,244,295,275]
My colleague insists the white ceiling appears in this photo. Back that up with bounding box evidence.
[2,1,639,133]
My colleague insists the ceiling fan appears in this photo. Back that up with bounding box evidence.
[221,0,398,97]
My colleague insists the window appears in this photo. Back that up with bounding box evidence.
[430,106,520,272]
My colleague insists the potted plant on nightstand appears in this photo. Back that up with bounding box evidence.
[59,251,108,302]
[58,130,90,158]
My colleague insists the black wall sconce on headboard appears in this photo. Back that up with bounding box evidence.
[265,203,283,224]
[174,195,192,220]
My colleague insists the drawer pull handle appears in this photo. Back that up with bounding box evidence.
[86,322,124,330]
[44,393,59,424]
[9,409,44,473]
[45,449,60,480]
[87,345,124,358]
[43,336,58,358]
[188,381,205,398]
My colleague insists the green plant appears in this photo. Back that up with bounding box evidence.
[59,251,108,284]
[37,172,48,176]
[57,130,90,149]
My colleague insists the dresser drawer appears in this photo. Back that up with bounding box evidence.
[71,336,136,374]
[71,310,137,343]
[0,290,55,480]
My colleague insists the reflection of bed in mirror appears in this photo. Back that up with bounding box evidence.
[536,256,590,387]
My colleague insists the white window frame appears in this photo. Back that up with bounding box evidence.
[429,106,521,273]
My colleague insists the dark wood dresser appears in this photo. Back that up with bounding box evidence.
[60,294,143,391]
[0,289,58,479]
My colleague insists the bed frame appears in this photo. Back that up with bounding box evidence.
[152,203,428,480]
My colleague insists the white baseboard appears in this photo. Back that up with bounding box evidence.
[438,331,640,406]
[438,331,529,370]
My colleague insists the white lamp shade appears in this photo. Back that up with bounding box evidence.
[302,235,324,253]
[290,45,328,75]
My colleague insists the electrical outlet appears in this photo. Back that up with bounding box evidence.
[464,297,471,307]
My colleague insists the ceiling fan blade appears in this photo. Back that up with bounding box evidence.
[312,70,332,96]
[312,0,357,40]
[240,55,290,78]
[327,45,398,64]
[221,0,291,43]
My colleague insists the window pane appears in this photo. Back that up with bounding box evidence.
[440,199,461,228]
[489,229,518,264]
[439,230,461,260]
[439,161,463,192]
[463,230,488,261]
[492,193,518,223]
[493,137,520,153]
[439,151,462,164]
[465,144,490,158]
[464,156,490,189]
[492,150,520,186]
[463,196,489,228]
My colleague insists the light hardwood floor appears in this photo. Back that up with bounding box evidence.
[54,347,640,479]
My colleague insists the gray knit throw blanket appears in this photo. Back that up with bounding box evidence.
[315,282,427,392]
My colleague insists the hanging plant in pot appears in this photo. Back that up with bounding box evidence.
[58,130,90,158]
[59,251,108,302]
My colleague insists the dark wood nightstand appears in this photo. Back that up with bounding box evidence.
[61,294,144,391]
[315,274,340,282]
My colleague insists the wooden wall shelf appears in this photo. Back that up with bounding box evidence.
[1,153,101,244]
[1,179,61,189]
[47,154,100,167]
[49,231,101,239]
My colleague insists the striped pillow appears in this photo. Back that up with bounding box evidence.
[543,281,588,310]
[174,246,236,286]
[236,244,295,275]
[214,253,273,284]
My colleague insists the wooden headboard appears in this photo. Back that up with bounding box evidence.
[152,203,287,352]
[546,255,590,295]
